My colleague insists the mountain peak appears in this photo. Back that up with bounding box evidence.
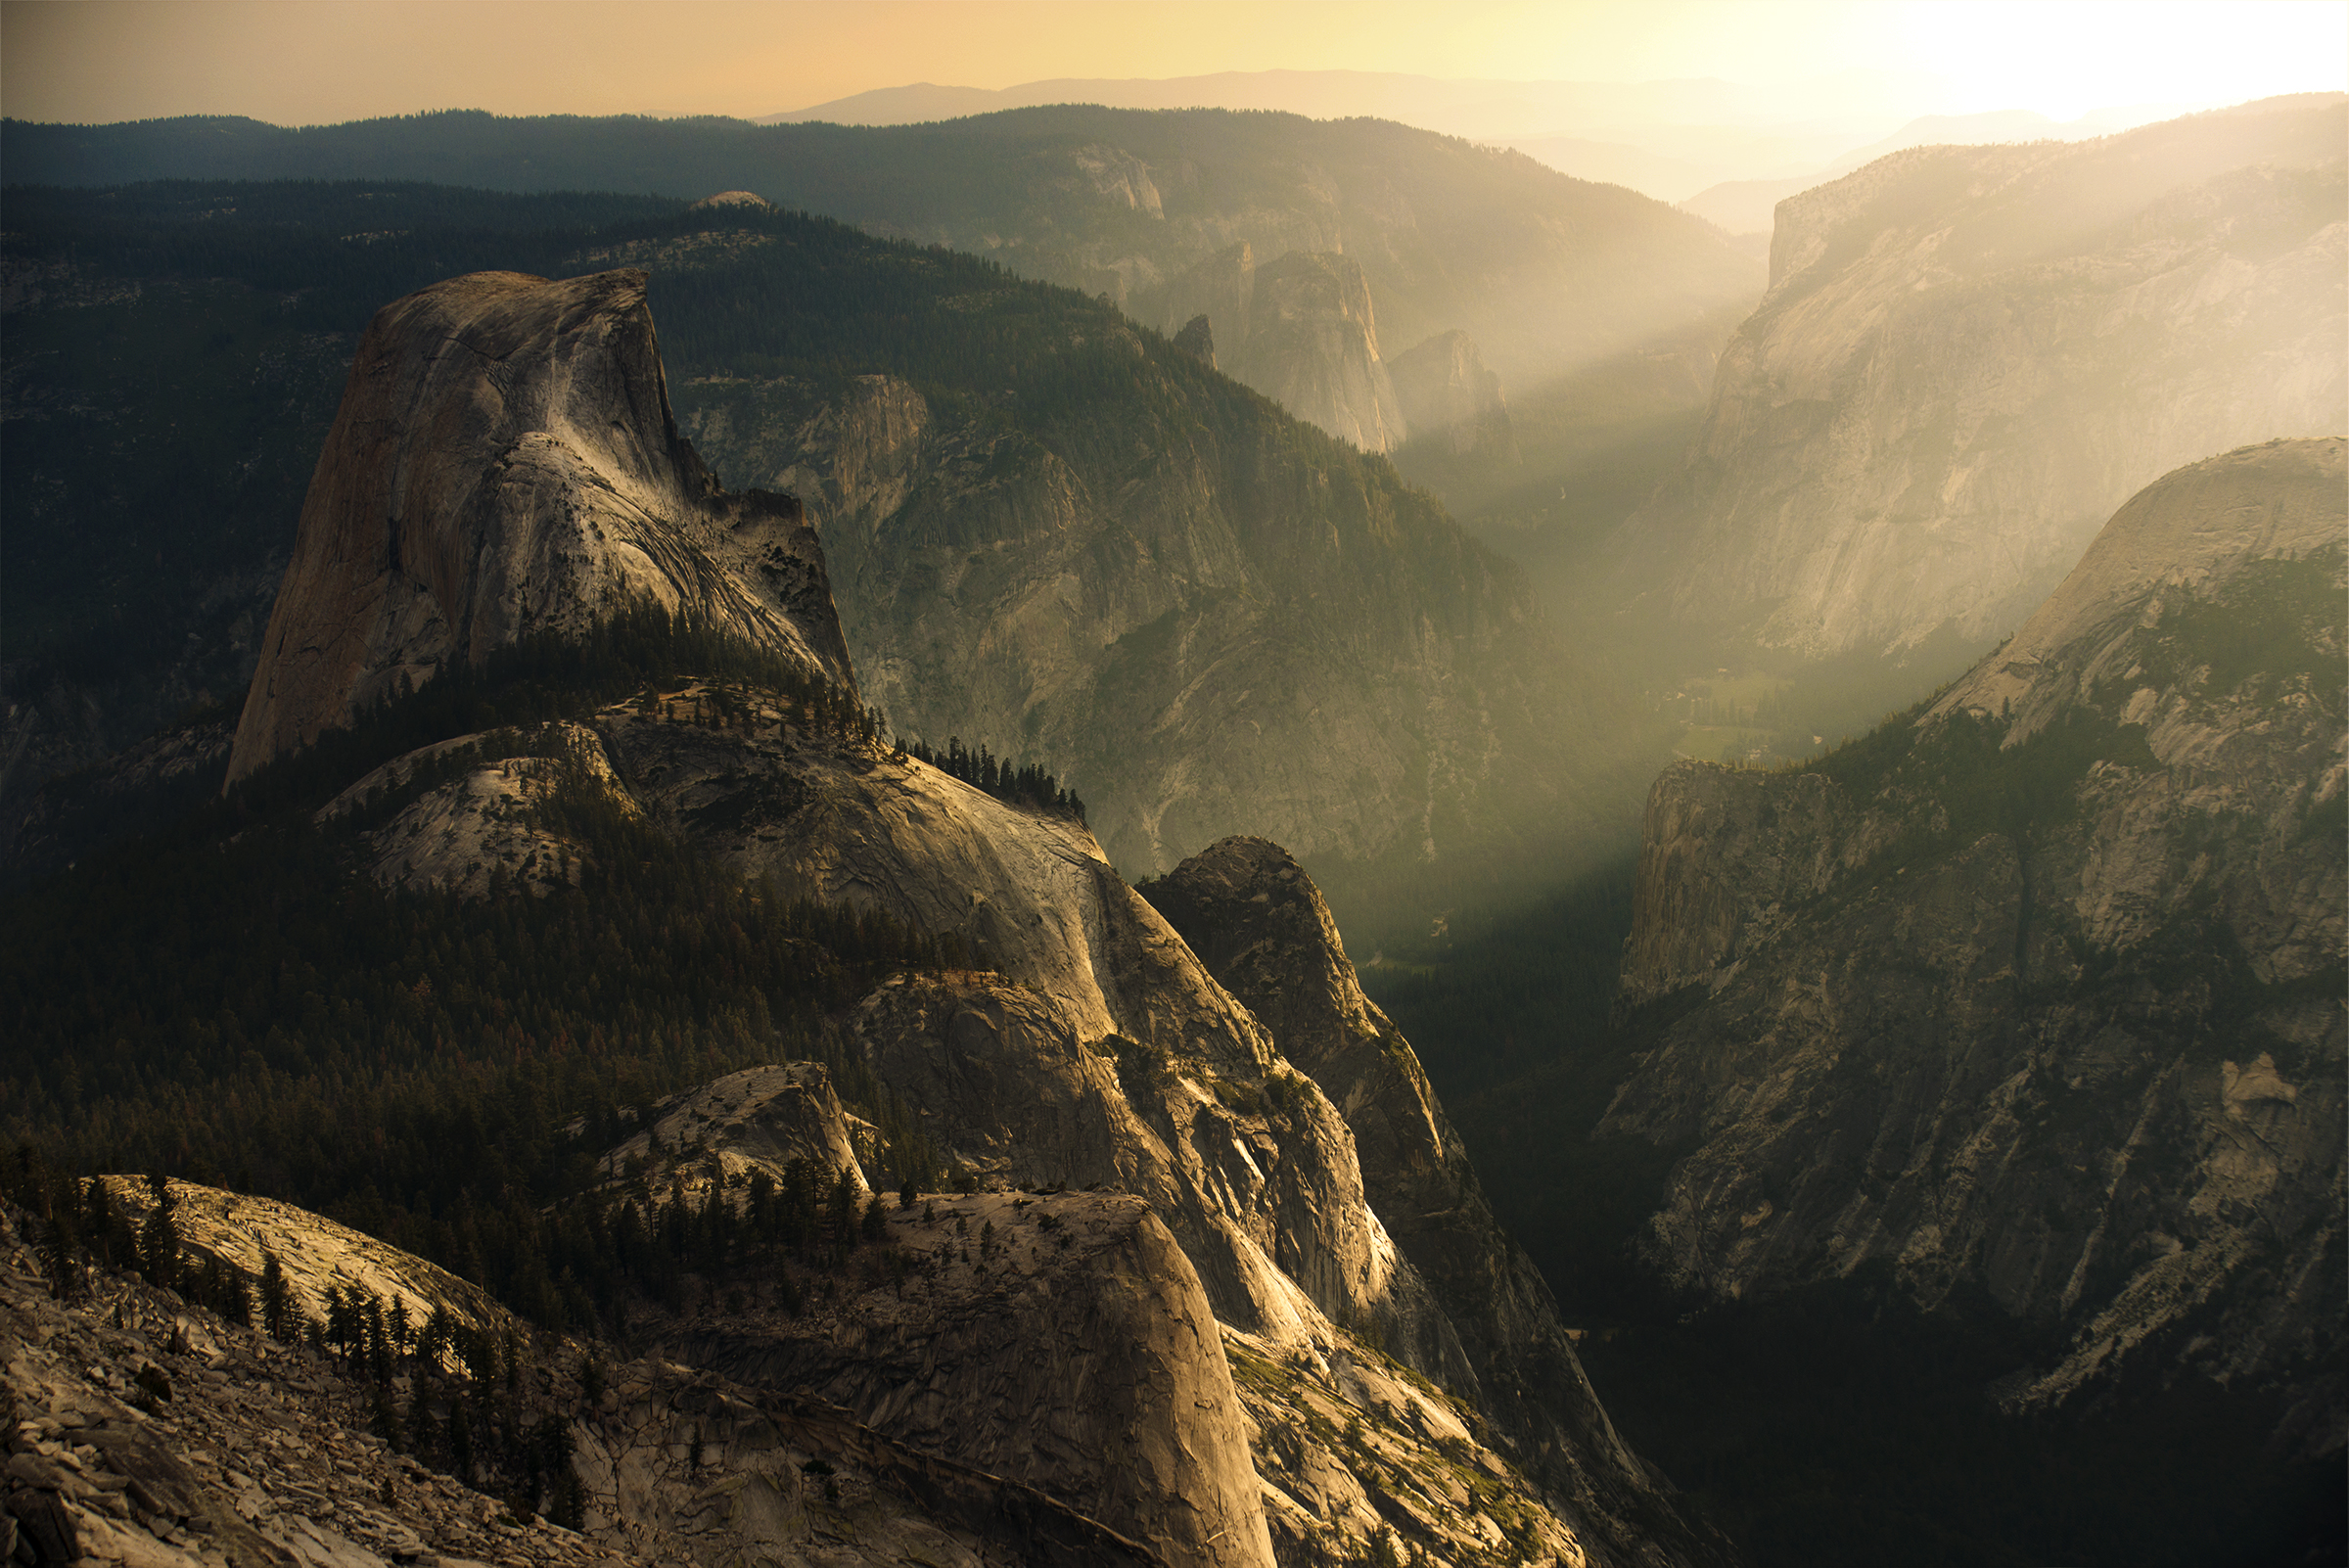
[226,266,853,783]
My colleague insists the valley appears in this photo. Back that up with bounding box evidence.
[1,69,2343,1568]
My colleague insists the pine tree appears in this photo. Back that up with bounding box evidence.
[259,1250,293,1339]
[40,1211,81,1301]
[449,1402,474,1483]
[139,1174,179,1291]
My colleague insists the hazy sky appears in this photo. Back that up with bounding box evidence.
[3,0,2343,127]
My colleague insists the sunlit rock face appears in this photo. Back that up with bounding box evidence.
[1146,836,1688,1554]
[313,718,637,899]
[1388,329,1515,460]
[226,267,852,783]
[1146,243,1405,450]
[1610,440,2346,1441]
[1620,94,2349,663]
[677,1184,1276,1568]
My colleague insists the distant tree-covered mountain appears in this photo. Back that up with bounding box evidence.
[2,183,1667,925]
[1,106,1759,383]
[3,104,1762,494]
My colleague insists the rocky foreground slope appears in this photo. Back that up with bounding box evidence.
[1606,439,2346,1440]
[0,1188,1184,1567]
[1615,94,2347,664]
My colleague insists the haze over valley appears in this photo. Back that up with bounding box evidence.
[1,6,2342,1566]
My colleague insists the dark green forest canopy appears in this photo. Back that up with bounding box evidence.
[0,608,957,1333]
[0,105,1699,250]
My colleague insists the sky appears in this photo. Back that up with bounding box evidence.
[2,0,2343,129]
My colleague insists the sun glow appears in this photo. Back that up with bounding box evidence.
[1,0,2340,129]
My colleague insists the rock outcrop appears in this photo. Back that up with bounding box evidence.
[1605,440,2347,1438]
[602,1054,1637,1568]
[1226,252,1405,453]
[226,268,853,784]
[581,698,1442,1359]
[677,1188,1272,1568]
[1616,94,2348,663]
[316,719,635,899]
[319,686,1728,1566]
[1146,837,1709,1561]
[1171,313,1216,369]
[1388,330,1514,460]
[1145,244,1404,450]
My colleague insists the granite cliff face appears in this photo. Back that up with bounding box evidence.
[1149,246,1404,451]
[648,1121,1275,1568]
[1606,440,2346,1438]
[1387,331,1514,462]
[226,267,852,783]
[1145,838,1695,1555]
[675,364,1645,881]
[1618,95,2348,663]
[1224,252,1404,454]
[578,696,1505,1378]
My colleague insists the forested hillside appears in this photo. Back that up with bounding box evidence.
[4,181,1662,928]
[1,107,1760,391]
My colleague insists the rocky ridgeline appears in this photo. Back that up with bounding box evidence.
[1606,440,2346,1440]
[1620,93,2347,663]
[323,685,1715,1562]
[571,1063,1614,1568]
[1143,840,1660,1537]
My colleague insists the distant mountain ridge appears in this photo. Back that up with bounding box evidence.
[756,67,1892,143]
[1610,94,2348,670]
[2,185,1668,915]
[0,104,1764,453]
[1678,104,2184,234]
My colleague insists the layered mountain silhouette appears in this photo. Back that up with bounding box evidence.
[0,105,1763,457]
